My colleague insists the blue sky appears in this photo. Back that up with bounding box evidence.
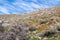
[0,0,60,14]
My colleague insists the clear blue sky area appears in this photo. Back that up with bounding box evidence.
[0,0,60,14]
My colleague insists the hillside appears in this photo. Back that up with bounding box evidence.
[0,6,60,40]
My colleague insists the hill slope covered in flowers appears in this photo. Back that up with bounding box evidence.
[0,6,60,40]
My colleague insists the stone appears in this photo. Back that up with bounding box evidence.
[29,27,37,31]
[39,30,57,37]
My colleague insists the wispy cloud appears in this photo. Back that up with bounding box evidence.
[0,0,60,14]
[0,6,10,14]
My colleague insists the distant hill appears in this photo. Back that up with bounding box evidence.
[0,6,60,40]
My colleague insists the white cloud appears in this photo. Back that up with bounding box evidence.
[0,6,10,14]
[13,2,35,11]
[0,0,60,14]
[38,0,60,5]
[30,2,41,8]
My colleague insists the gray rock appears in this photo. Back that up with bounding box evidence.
[56,25,60,31]
[39,30,57,37]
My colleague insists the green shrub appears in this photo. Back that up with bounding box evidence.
[4,26,9,31]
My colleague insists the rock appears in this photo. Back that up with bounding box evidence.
[56,25,60,31]
[29,27,37,31]
[0,20,2,24]
[0,26,4,32]
[2,23,9,27]
[40,20,48,24]
[2,20,10,27]
[39,30,57,37]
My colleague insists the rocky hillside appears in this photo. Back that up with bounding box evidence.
[0,6,60,40]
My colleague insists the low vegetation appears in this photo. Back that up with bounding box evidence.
[0,6,60,40]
